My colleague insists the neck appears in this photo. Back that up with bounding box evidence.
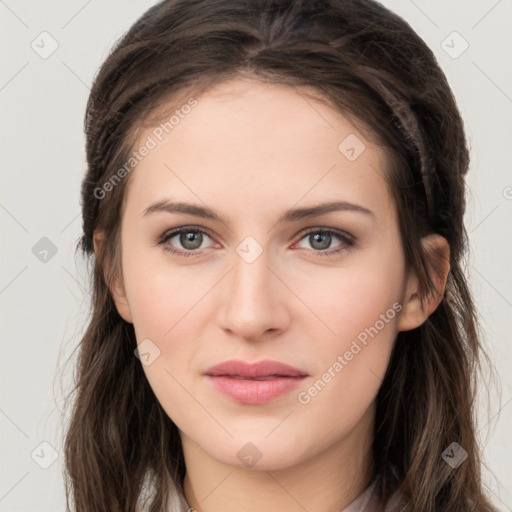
[180,406,375,512]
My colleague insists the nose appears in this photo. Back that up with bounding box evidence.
[217,245,290,342]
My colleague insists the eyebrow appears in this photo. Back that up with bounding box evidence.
[143,199,376,225]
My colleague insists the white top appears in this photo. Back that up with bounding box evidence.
[164,477,392,512]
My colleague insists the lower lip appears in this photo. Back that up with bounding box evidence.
[205,375,307,404]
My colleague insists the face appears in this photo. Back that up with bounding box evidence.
[105,77,419,471]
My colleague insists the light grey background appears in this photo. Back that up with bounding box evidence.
[0,1,511,511]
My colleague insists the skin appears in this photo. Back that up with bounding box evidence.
[94,77,450,512]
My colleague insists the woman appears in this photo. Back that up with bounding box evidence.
[63,0,497,510]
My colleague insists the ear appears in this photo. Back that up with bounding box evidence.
[397,234,450,332]
[93,229,133,324]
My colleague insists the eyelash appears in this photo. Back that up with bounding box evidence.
[155,225,356,258]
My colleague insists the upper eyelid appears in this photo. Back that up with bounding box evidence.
[160,225,216,243]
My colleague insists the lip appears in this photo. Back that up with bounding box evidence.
[203,359,309,405]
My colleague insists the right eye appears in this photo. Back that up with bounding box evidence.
[157,226,216,257]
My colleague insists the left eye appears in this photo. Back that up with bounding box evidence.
[294,228,355,254]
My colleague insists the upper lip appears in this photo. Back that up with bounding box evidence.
[203,359,309,378]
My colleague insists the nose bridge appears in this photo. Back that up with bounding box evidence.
[230,238,274,308]
[219,236,286,338]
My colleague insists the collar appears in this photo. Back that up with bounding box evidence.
[164,476,383,512]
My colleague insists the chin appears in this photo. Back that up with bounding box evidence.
[205,435,311,472]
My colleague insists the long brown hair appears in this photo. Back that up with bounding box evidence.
[62,0,496,510]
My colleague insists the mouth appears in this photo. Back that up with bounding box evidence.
[204,359,308,378]
[203,359,309,404]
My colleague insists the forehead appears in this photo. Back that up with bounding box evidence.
[124,77,394,219]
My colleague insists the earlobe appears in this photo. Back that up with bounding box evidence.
[397,234,450,332]
[93,229,134,324]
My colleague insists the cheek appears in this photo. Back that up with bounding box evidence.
[292,250,403,410]
[125,260,206,423]
[122,244,197,339]
[294,307,398,445]
[292,249,405,341]
[122,251,209,401]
